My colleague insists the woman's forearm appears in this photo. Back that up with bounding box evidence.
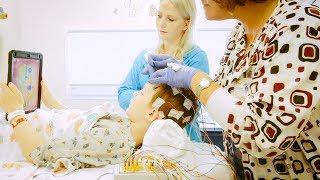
[190,71,220,105]
[12,115,45,162]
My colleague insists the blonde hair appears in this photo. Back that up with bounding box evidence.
[157,0,196,61]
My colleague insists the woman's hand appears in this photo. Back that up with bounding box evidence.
[142,54,181,75]
[148,63,199,88]
[0,83,24,113]
[142,54,198,88]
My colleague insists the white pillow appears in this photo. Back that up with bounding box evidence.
[135,119,235,179]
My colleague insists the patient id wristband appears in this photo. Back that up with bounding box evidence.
[7,110,25,123]
[11,117,27,128]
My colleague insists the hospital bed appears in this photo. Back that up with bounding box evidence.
[0,113,234,179]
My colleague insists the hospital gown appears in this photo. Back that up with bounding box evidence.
[26,102,135,175]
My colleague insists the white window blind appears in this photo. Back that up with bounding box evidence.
[66,29,158,99]
[65,26,235,100]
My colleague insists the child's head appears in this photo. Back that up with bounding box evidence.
[126,83,198,128]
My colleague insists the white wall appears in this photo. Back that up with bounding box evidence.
[0,0,21,82]
[1,0,235,112]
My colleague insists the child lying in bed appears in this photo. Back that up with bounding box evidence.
[0,82,198,174]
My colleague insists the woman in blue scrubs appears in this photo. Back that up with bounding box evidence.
[118,0,209,142]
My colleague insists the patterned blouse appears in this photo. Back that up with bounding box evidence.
[206,0,320,179]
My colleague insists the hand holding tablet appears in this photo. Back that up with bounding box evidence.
[7,50,43,113]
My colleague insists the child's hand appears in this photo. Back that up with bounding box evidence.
[41,80,67,109]
[0,83,24,113]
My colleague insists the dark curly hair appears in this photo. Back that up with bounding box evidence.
[213,0,268,10]
[150,85,199,128]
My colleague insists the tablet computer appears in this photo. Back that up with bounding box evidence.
[7,50,43,113]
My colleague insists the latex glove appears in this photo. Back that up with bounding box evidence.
[148,63,199,88]
[142,54,180,75]
[0,83,24,113]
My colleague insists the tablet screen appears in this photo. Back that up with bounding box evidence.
[10,57,41,112]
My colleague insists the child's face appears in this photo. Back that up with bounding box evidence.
[126,83,160,123]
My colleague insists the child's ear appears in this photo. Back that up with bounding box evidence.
[145,108,160,122]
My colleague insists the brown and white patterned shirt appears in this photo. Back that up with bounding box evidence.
[205,0,320,179]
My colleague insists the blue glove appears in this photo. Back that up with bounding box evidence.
[142,54,180,75]
[148,63,199,88]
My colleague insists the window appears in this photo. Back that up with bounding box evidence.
[66,29,158,100]
[65,26,235,100]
